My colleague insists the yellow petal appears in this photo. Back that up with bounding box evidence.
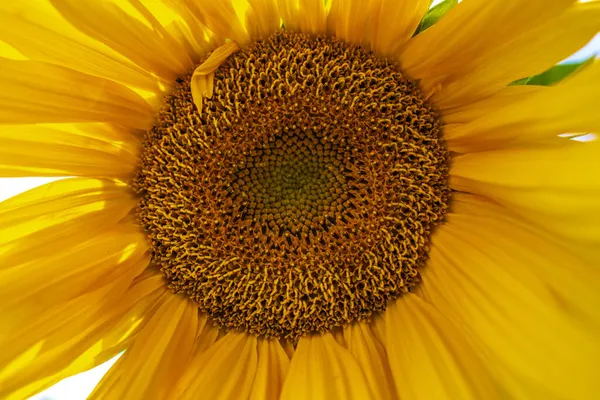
[449,192,600,263]
[450,141,600,243]
[298,0,327,34]
[182,0,249,45]
[383,294,501,400]
[0,178,136,255]
[190,41,240,112]
[0,58,153,129]
[248,339,290,400]
[246,0,281,40]
[399,0,574,97]
[0,5,160,92]
[0,224,149,327]
[421,202,600,399]
[49,0,193,81]
[160,0,214,61]
[280,333,374,400]
[445,61,600,152]
[193,319,221,355]
[90,270,170,365]
[166,19,212,65]
[280,339,295,360]
[441,85,544,125]
[130,0,214,63]
[367,0,430,56]
[276,0,301,31]
[370,312,387,347]
[129,0,208,68]
[326,0,371,45]
[434,2,600,108]
[173,333,258,400]
[97,270,169,356]
[343,322,398,400]
[277,0,326,33]
[451,193,600,329]
[89,293,197,400]
[331,326,347,348]
[0,253,154,399]
[0,123,139,178]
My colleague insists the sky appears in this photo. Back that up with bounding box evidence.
[28,358,120,400]
[0,2,598,400]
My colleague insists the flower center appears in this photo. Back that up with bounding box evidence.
[134,31,450,340]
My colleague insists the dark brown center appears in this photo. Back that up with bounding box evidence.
[134,31,450,340]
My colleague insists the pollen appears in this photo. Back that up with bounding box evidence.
[134,31,450,340]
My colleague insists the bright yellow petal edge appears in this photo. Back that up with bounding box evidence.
[0,0,599,399]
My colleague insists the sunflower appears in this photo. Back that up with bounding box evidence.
[1,0,600,399]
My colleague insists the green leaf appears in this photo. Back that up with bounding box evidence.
[510,76,532,86]
[414,0,458,36]
[510,57,595,86]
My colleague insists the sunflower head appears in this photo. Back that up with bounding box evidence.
[1,0,599,399]
[134,30,450,339]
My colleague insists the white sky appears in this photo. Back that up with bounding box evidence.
[28,357,120,400]
[0,4,598,399]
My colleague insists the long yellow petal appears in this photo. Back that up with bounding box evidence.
[451,193,600,328]
[280,333,374,400]
[445,61,600,152]
[327,0,429,51]
[0,123,139,178]
[167,20,212,66]
[131,0,213,70]
[0,253,154,399]
[0,5,160,92]
[160,0,214,58]
[89,293,197,400]
[0,224,148,328]
[173,333,258,400]
[450,141,600,243]
[367,0,430,56]
[298,0,327,34]
[276,0,326,33]
[49,0,193,82]
[0,178,136,252]
[441,85,544,125]
[0,267,167,400]
[370,312,387,347]
[192,318,221,356]
[0,58,153,129]
[326,0,371,45]
[399,0,574,97]
[421,201,600,399]
[343,322,398,400]
[182,0,249,45]
[94,270,169,360]
[448,192,600,263]
[434,2,600,108]
[277,0,301,31]
[383,294,501,400]
[248,339,290,400]
[246,0,281,40]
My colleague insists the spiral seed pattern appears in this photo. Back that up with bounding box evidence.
[134,32,450,339]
